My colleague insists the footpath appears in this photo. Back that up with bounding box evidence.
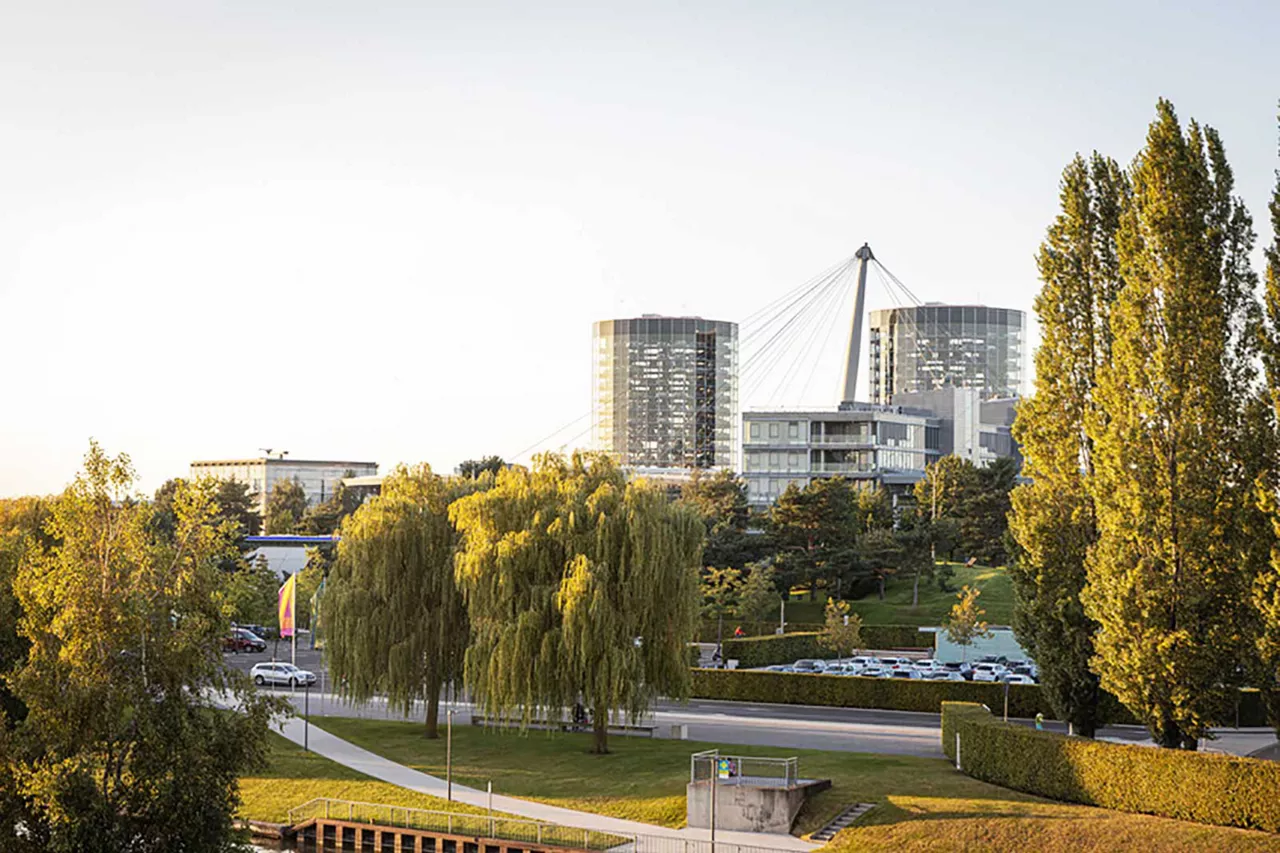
[275,714,819,852]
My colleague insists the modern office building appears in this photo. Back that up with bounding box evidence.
[742,389,1019,508]
[593,315,738,471]
[867,304,1025,404]
[189,456,379,515]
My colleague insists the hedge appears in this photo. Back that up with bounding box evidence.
[691,668,1056,716]
[942,702,1280,833]
[718,628,930,667]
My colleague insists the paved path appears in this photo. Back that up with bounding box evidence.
[275,715,818,852]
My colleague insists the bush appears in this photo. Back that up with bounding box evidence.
[718,627,930,667]
[691,669,1056,716]
[941,702,1280,833]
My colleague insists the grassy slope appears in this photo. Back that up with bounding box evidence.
[315,717,1280,851]
[238,731,493,824]
[786,563,1014,627]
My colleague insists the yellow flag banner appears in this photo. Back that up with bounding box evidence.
[278,572,297,638]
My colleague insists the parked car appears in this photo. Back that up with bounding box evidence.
[913,658,940,671]
[792,659,827,673]
[765,664,795,673]
[978,654,1009,666]
[235,623,276,641]
[942,661,973,678]
[929,671,967,682]
[889,669,922,680]
[824,662,859,676]
[971,663,1005,682]
[249,661,317,687]
[848,656,881,669]
[223,628,266,654]
[858,667,892,679]
[1001,674,1036,685]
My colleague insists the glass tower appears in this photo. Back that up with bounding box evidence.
[593,316,739,470]
[867,305,1024,404]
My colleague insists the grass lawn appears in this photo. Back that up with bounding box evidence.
[238,731,495,824]
[315,716,1280,851]
[786,562,1014,627]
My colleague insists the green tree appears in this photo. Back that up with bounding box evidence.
[221,553,278,628]
[943,585,992,662]
[679,469,764,570]
[1009,152,1128,738]
[452,452,702,754]
[2,442,281,852]
[456,455,505,480]
[699,566,742,648]
[737,562,781,625]
[818,598,863,662]
[0,498,54,727]
[264,478,308,534]
[1083,101,1266,749]
[325,464,477,738]
[963,456,1020,566]
[1252,111,1280,734]
[299,473,362,536]
[769,477,860,600]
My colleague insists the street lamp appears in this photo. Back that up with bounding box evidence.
[446,708,454,801]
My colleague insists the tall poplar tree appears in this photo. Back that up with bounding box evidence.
[1008,152,1127,737]
[451,452,702,754]
[1252,112,1280,730]
[324,464,478,738]
[1083,101,1265,748]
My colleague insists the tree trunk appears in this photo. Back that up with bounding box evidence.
[877,574,886,600]
[424,676,442,739]
[1154,716,1182,749]
[591,709,609,754]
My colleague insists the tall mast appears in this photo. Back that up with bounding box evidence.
[840,243,875,404]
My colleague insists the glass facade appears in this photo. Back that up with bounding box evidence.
[593,316,738,469]
[867,305,1025,404]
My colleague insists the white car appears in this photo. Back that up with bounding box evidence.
[858,667,892,679]
[792,659,827,673]
[848,656,881,670]
[1001,674,1036,685]
[971,663,1005,682]
[250,661,317,688]
[930,671,967,682]
[913,658,940,671]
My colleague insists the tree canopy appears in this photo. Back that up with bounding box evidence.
[325,464,478,737]
[264,478,308,534]
[451,452,702,753]
[0,442,281,852]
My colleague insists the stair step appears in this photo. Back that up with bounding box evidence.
[811,803,876,841]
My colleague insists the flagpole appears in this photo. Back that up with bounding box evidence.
[291,573,297,669]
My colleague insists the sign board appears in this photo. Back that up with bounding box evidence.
[716,758,736,779]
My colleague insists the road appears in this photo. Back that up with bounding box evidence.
[223,647,1276,758]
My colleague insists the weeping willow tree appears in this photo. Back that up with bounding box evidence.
[324,464,481,737]
[451,451,703,754]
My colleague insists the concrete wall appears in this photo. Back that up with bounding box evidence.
[686,780,828,835]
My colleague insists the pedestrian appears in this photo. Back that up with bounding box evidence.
[1035,712,1044,731]
[733,625,745,638]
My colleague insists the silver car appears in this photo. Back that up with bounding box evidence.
[250,661,317,687]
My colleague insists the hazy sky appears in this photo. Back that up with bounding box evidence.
[2,1,1277,496]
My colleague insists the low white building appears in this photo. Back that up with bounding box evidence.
[189,456,379,515]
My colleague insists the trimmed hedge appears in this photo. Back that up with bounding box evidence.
[719,628,930,667]
[942,701,1280,833]
[691,668,1056,716]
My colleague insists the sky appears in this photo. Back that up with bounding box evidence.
[1,1,1278,496]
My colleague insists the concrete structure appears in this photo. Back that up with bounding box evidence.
[742,390,1021,507]
[593,315,738,471]
[686,751,830,835]
[868,304,1025,404]
[926,625,1031,664]
[189,456,378,515]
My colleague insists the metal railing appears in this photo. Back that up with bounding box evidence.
[286,797,779,853]
[286,798,626,850]
[689,750,799,788]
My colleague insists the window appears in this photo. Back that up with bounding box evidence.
[788,422,799,439]
[788,452,799,469]
[746,452,760,471]
[749,422,760,439]
[768,452,780,468]
[769,422,780,438]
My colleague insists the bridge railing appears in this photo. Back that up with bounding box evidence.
[690,751,799,787]
[285,796,780,852]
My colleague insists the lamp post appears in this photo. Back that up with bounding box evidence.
[709,749,718,852]
[304,683,310,751]
[446,708,454,802]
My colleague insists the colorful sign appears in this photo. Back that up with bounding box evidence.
[278,572,297,638]
[716,758,735,779]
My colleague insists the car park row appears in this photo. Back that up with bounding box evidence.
[762,654,1039,683]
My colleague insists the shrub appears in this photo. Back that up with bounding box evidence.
[941,702,1280,833]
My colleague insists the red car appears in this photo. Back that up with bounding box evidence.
[222,628,267,654]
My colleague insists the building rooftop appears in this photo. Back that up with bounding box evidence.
[191,458,378,467]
